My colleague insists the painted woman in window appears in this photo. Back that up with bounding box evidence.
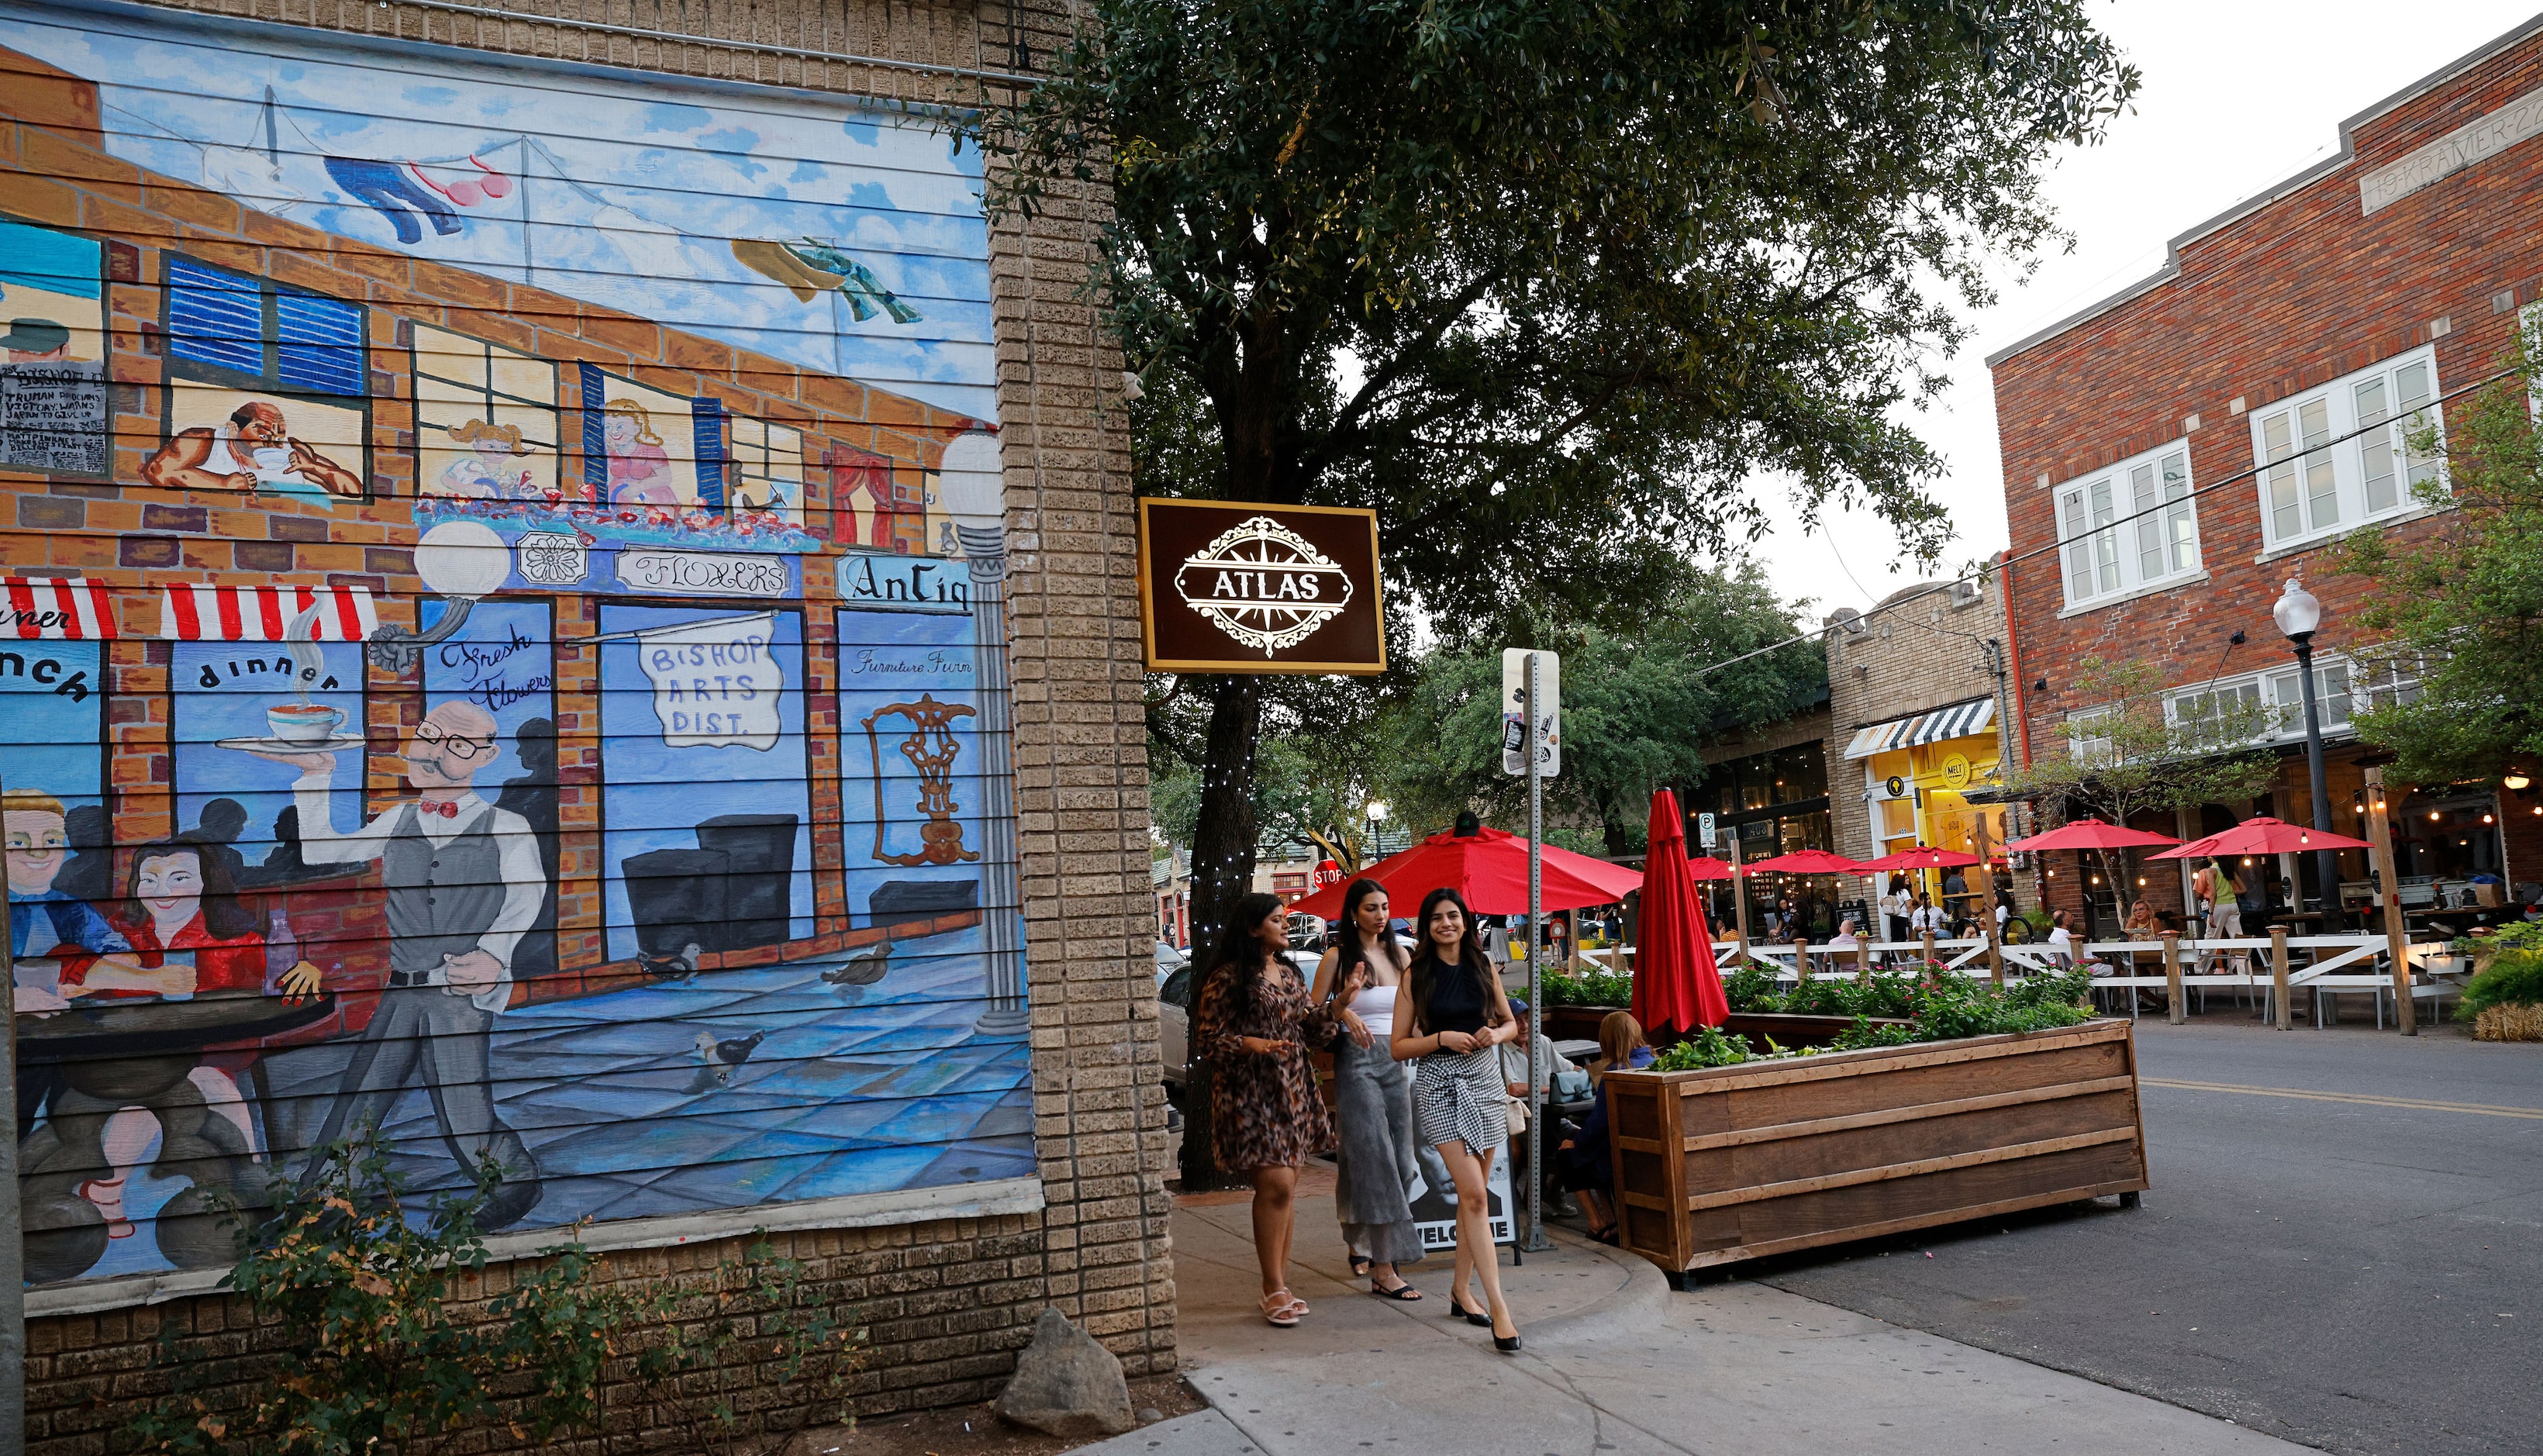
[435,419,540,499]
[602,397,678,505]
[141,399,363,499]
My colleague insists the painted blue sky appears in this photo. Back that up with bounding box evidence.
[0,2,998,423]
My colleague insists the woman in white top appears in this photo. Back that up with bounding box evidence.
[1313,878,1425,1299]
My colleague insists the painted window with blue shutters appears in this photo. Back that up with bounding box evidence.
[581,366,730,511]
[154,254,371,505]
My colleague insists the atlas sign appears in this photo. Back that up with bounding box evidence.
[1137,499,1386,674]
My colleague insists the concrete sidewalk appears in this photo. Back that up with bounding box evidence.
[1132,1192,2310,1456]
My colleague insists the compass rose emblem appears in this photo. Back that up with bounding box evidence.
[1171,516,1354,656]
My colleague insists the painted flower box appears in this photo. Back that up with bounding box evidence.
[1600,1018,2148,1275]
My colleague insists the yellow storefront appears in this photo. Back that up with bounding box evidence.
[1848,697,2010,924]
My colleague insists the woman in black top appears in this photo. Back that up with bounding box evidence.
[1390,886,1522,1352]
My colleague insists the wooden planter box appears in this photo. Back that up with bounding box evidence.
[1603,1018,2148,1273]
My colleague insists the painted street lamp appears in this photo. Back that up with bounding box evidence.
[2272,578,2340,921]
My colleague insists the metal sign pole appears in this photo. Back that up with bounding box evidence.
[1523,650,1548,1253]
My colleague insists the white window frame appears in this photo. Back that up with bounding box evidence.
[2248,345,2444,551]
[2162,655,2421,747]
[2052,438,2201,609]
[2064,708,2119,767]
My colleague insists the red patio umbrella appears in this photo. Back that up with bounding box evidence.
[1686,855,1737,882]
[1632,789,1729,1033]
[1287,823,1643,920]
[1737,848,1874,875]
[2001,817,2182,852]
[1860,845,1985,873]
[2145,816,2372,860]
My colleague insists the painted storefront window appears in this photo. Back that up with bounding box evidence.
[2,2,1023,1292]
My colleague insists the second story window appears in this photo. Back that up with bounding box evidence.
[2055,440,2199,609]
[2251,346,2441,550]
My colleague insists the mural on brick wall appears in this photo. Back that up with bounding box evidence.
[1,4,1029,1289]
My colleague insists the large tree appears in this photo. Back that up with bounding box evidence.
[1383,564,1823,854]
[988,0,2139,953]
[2333,330,2543,785]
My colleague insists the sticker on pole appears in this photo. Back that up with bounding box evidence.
[1499,648,1559,778]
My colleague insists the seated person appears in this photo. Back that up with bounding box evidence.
[1559,1012,1655,1244]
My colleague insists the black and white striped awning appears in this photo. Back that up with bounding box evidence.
[1843,696,1996,759]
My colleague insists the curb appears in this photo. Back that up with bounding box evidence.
[1521,1227,1674,1341]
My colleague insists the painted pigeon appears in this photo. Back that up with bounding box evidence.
[686,1029,766,1092]
[823,943,891,986]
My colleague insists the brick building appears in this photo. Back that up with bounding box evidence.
[1823,573,2025,931]
[1989,15,2543,932]
[2,0,1166,1449]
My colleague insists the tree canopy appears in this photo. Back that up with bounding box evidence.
[2334,331,2543,786]
[985,0,2140,944]
[1382,564,1823,854]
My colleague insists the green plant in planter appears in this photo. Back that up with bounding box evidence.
[1720,961,1782,1013]
[2452,920,2543,955]
[1829,967,2096,1050]
[2461,949,2543,1016]
[1545,967,1634,1006]
[1651,1025,1755,1071]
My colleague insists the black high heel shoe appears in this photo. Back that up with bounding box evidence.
[1494,1330,1523,1354]
[1447,1295,1492,1327]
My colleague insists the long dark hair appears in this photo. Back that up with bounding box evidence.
[1406,886,1499,1034]
[1205,892,1289,1024]
[119,840,259,941]
[1331,878,1401,999]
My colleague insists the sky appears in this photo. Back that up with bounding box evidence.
[1731,0,2543,620]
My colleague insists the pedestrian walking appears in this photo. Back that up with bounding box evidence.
[1311,878,1424,1301]
[1195,891,1337,1327]
[1392,886,1523,1353]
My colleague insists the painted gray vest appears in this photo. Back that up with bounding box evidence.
[383,802,505,975]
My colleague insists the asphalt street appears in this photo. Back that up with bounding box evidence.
[1740,1016,2543,1456]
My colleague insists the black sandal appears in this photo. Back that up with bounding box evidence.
[1347,1255,1373,1278]
[1369,1279,1423,1301]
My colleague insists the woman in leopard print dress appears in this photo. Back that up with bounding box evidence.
[1195,892,1335,1326]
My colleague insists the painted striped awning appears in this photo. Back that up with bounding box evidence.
[158,584,380,642]
[1843,696,1997,759]
[0,578,119,639]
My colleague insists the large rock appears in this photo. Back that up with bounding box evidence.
[994,1306,1136,1438]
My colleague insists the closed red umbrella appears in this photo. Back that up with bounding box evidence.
[1288,823,1643,920]
[1738,848,1874,875]
[2145,816,2372,860]
[2002,817,2182,852]
[1632,788,1729,1034]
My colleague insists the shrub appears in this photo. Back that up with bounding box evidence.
[2452,919,2543,955]
[128,1140,618,1454]
[1830,967,2096,1051]
[1544,966,1634,1006]
[2461,949,2543,1016]
[1720,961,1781,1013]
[2474,1004,2543,1041]
[1651,1026,1755,1071]
[128,1140,864,1456]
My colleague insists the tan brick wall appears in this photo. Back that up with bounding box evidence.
[12,0,1172,1447]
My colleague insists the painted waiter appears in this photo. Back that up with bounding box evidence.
[260,701,545,1225]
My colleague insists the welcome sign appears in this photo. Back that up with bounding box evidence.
[1136,499,1386,674]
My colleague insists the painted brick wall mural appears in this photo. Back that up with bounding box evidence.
[0,0,1037,1294]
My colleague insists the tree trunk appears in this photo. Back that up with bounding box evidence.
[1177,672,1265,1192]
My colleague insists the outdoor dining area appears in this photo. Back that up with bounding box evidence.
[1575,808,2486,1033]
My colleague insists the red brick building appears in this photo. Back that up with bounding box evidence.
[1989,16,2543,931]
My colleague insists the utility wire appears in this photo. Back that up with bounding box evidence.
[1692,366,2516,681]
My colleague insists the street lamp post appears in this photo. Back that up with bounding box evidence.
[2272,579,2341,923]
[1365,798,1389,871]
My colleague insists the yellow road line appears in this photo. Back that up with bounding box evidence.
[2142,1078,2543,1120]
